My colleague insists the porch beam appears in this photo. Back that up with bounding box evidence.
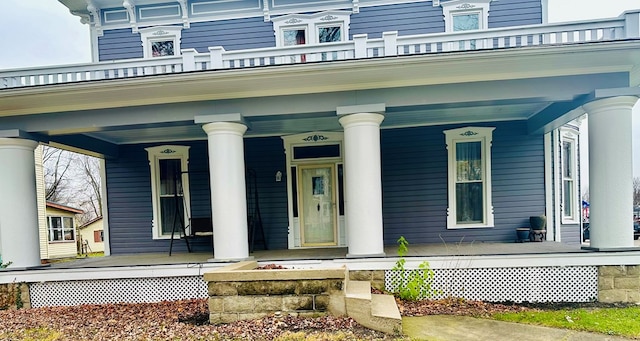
[47,134,119,159]
[527,87,640,135]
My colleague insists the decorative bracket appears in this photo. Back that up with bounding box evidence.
[352,0,360,13]
[177,0,190,28]
[86,0,103,37]
[263,0,270,22]
[123,0,138,32]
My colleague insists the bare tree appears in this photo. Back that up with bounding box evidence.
[634,177,640,206]
[43,146,76,204]
[43,146,102,224]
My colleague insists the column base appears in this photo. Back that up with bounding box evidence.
[581,246,640,252]
[207,256,255,263]
[346,252,386,259]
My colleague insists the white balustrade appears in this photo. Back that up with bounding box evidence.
[0,12,636,89]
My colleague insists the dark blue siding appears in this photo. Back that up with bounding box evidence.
[351,2,444,39]
[489,0,543,28]
[105,137,288,254]
[244,137,289,250]
[561,224,581,245]
[98,29,144,61]
[381,121,546,245]
[105,141,210,254]
[182,18,275,53]
[98,18,274,61]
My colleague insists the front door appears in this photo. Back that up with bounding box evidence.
[299,164,337,246]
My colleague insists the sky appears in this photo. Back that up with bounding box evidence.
[0,0,639,179]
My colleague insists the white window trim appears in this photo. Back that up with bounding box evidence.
[272,11,351,47]
[442,0,491,32]
[47,216,76,243]
[444,126,495,229]
[561,129,579,224]
[146,145,191,240]
[139,26,183,58]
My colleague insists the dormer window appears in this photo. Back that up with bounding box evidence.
[139,26,182,58]
[273,12,350,47]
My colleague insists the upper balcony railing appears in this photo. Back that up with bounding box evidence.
[2,11,639,89]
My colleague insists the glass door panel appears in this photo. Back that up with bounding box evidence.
[299,165,336,245]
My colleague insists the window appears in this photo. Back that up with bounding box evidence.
[139,26,182,58]
[561,131,578,223]
[48,216,75,242]
[146,145,191,239]
[273,12,350,48]
[94,230,104,243]
[442,0,491,49]
[444,127,495,228]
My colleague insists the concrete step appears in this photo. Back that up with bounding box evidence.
[344,281,402,335]
[370,294,403,334]
[345,280,372,300]
[371,294,401,320]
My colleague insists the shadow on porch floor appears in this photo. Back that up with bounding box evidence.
[51,241,587,269]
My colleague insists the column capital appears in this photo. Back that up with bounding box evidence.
[582,96,639,114]
[338,112,385,128]
[0,138,38,150]
[202,121,248,135]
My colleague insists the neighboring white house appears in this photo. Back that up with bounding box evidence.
[78,217,104,254]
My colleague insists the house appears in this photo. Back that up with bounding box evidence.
[0,0,639,270]
[42,202,83,260]
[78,216,105,254]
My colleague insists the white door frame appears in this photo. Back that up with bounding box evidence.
[282,132,345,249]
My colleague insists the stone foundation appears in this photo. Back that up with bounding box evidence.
[349,270,385,291]
[598,265,640,303]
[0,282,30,310]
[204,261,348,324]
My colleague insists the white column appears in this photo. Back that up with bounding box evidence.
[0,138,40,268]
[583,96,638,250]
[338,113,385,257]
[202,122,250,261]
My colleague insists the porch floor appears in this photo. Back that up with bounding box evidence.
[51,241,588,269]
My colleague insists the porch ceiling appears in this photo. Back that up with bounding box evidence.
[1,40,639,150]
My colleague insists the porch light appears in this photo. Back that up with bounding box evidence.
[275,171,283,182]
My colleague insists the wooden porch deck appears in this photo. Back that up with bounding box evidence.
[51,241,589,269]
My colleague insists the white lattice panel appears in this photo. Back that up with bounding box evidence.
[386,266,598,302]
[30,276,208,308]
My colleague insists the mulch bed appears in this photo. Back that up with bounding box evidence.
[0,295,622,340]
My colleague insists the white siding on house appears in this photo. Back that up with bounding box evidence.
[35,145,48,259]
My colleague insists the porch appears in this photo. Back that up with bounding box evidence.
[4,241,640,309]
[50,241,587,269]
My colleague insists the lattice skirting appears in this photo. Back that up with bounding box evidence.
[30,276,208,308]
[385,266,598,302]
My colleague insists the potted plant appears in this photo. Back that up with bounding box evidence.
[530,215,546,230]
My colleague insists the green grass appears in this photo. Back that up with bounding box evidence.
[493,306,640,338]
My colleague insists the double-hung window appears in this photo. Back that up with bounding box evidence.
[146,145,191,239]
[48,216,75,242]
[273,12,350,62]
[444,127,495,228]
[561,130,579,223]
[139,26,182,58]
[442,0,491,50]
